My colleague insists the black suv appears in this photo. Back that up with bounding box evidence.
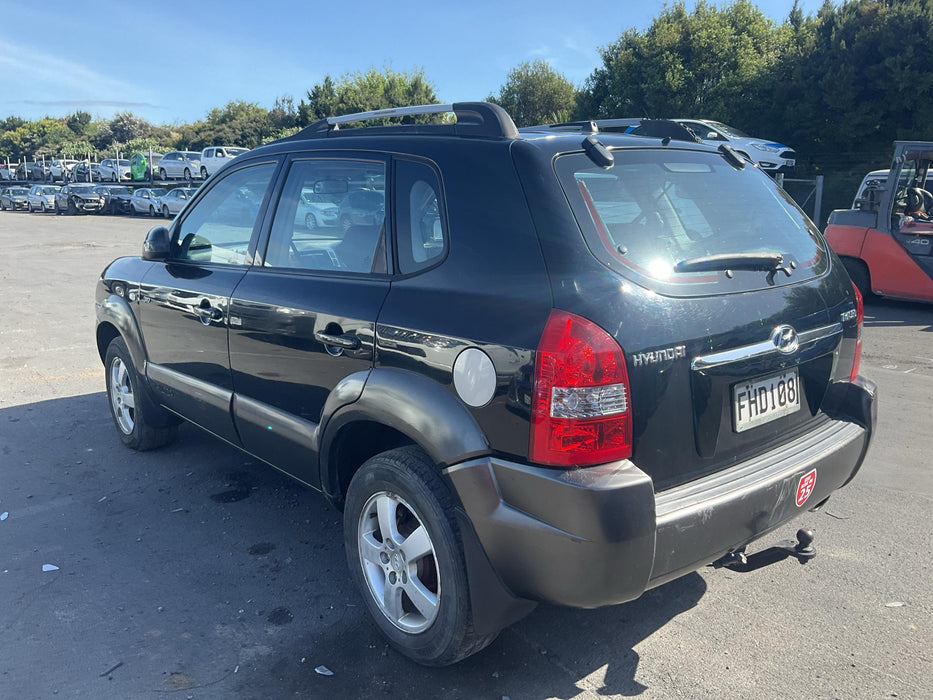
[95,103,876,666]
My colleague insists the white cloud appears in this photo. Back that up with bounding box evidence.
[0,41,161,119]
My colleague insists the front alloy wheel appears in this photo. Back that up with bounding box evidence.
[108,355,136,436]
[104,337,177,451]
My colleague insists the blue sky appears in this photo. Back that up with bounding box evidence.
[0,0,824,126]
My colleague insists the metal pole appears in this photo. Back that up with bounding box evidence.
[814,175,824,228]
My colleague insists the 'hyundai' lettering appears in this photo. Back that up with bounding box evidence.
[633,345,686,367]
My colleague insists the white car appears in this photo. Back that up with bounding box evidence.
[98,159,132,182]
[672,119,796,175]
[27,184,60,212]
[49,159,79,182]
[199,146,249,178]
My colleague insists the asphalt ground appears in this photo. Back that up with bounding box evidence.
[0,211,930,699]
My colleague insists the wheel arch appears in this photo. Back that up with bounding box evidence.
[96,294,148,374]
[319,368,490,507]
[839,254,872,297]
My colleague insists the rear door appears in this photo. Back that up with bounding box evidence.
[228,155,391,483]
[137,158,280,443]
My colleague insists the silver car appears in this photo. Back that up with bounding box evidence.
[157,187,196,217]
[0,187,30,210]
[158,151,202,181]
[294,189,339,229]
[27,184,60,212]
[98,158,132,182]
[130,188,167,216]
[50,159,79,182]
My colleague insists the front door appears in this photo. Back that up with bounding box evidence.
[138,160,279,444]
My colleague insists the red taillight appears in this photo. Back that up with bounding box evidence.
[850,282,864,381]
[530,310,633,467]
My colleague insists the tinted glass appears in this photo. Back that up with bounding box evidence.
[556,148,828,295]
[395,159,446,274]
[264,159,386,273]
[171,162,276,265]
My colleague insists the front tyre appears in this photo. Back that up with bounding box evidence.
[105,337,177,451]
[344,446,496,666]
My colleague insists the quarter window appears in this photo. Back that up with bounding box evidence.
[171,162,276,265]
[395,159,446,274]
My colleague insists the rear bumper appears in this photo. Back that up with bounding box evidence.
[447,377,876,609]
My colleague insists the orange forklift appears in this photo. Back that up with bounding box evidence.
[825,141,933,303]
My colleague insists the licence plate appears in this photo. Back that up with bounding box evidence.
[733,369,800,432]
[785,159,796,167]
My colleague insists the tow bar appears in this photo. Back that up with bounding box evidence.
[712,529,816,573]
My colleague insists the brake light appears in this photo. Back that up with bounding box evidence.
[850,282,863,381]
[530,310,632,467]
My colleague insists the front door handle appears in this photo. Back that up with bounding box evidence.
[314,330,361,351]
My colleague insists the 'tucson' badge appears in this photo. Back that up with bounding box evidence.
[796,469,817,507]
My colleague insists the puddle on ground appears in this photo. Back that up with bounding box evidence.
[267,607,293,625]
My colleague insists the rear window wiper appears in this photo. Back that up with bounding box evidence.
[674,252,796,282]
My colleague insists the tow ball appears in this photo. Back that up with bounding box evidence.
[712,528,816,573]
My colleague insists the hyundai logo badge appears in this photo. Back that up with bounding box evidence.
[771,325,799,354]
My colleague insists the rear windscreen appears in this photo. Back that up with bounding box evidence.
[555,149,827,295]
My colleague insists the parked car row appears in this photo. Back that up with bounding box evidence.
[1,145,251,184]
[0,184,197,217]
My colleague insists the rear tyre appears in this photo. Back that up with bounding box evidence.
[200,166,208,179]
[162,205,170,218]
[159,168,167,181]
[305,213,318,230]
[343,446,497,666]
[842,258,872,300]
[104,337,178,451]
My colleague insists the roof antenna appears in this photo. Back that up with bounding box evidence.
[661,136,671,146]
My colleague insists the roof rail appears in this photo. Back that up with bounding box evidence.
[284,102,520,141]
[521,120,601,134]
[521,118,703,144]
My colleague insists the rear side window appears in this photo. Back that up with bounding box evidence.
[264,158,387,274]
[556,149,828,295]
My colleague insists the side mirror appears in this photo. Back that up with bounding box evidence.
[142,226,171,261]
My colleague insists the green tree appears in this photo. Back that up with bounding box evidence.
[0,117,74,160]
[66,110,93,136]
[304,67,439,123]
[578,0,780,123]
[269,95,298,131]
[192,100,273,149]
[60,140,98,159]
[487,60,577,127]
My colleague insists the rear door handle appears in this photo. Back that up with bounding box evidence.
[314,330,361,350]
[197,299,224,325]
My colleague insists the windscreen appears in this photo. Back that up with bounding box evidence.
[555,148,827,295]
